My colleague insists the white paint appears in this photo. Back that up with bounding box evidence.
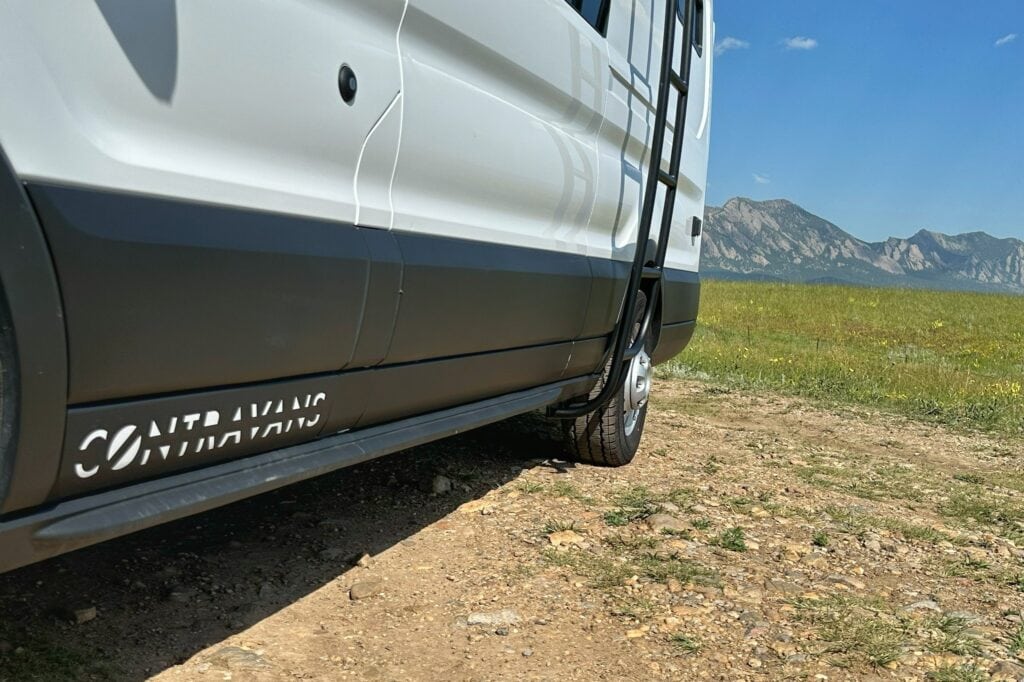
[71,391,329,480]
[0,1,407,224]
[3,0,711,276]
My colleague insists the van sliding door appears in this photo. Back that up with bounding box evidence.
[383,0,610,366]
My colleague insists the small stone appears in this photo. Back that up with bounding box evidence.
[646,513,689,534]
[467,610,521,627]
[495,627,510,636]
[432,475,454,495]
[459,499,494,514]
[990,660,1024,681]
[864,539,882,553]
[167,588,198,604]
[747,658,763,668]
[781,544,809,562]
[903,599,941,613]
[828,575,866,591]
[666,578,683,594]
[73,607,97,624]
[765,579,803,596]
[319,547,347,561]
[206,646,269,671]
[548,530,586,548]
[356,553,372,568]
[659,502,681,514]
[349,580,383,600]
[522,648,534,658]
[626,628,646,639]
[964,546,990,563]
[800,553,828,569]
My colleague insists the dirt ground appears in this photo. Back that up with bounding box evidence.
[2,379,1024,681]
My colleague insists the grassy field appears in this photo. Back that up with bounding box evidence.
[659,279,1024,437]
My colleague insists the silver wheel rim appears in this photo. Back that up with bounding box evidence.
[623,345,652,437]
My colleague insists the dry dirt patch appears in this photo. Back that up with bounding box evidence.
[1,379,1023,681]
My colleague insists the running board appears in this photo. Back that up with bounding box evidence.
[0,376,591,573]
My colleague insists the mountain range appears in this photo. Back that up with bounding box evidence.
[701,198,1024,294]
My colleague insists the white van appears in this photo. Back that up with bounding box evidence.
[0,0,713,571]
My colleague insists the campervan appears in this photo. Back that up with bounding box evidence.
[0,0,713,571]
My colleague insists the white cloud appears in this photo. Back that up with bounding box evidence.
[715,36,750,56]
[753,173,771,185]
[995,33,1018,47]
[784,36,819,51]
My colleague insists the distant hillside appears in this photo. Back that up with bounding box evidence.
[702,198,1024,294]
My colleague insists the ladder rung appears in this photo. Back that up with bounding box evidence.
[669,71,688,94]
[658,170,677,188]
[641,266,663,280]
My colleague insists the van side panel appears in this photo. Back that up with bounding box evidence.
[29,184,375,405]
[0,1,406,225]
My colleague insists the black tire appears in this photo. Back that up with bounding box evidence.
[563,290,650,467]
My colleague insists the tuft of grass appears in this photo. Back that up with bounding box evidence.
[658,280,1024,437]
[1008,623,1024,654]
[541,548,631,589]
[542,519,578,534]
[603,509,631,527]
[953,472,985,485]
[542,548,716,591]
[634,554,717,586]
[702,457,721,475]
[812,530,830,547]
[712,527,747,552]
[602,485,690,527]
[1002,571,1024,592]
[927,665,987,682]
[793,595,906,668]
[604,534,659,551]
[691,518,712,530]
[924,615,982,656]
[669,633,701,654]
[516,481,545,494]
[824,505,950,545]
[938,492,1024,534]
[548,480,595,505]
[610,594,655,621]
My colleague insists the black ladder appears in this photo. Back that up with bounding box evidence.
[551,0,697,418]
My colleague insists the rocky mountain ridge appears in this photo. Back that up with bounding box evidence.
[702,198,1024,294]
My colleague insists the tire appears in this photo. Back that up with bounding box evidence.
[563,290,651,467]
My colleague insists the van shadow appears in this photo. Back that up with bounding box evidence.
[0,413,575,681]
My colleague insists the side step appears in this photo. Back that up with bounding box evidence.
[0,376,591,573]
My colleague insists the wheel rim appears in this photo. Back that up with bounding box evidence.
[622,345,652,437]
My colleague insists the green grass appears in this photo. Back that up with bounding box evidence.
[793,595,906,668]
[711,526,747,552]
[669,633,702,654]
[658,280,1024,436]
[928,665,987,682]
[601,485,693,527]
[823,505,952,544]
[924,615,983,656]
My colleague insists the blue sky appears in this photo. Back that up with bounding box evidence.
[707,1,1024,242]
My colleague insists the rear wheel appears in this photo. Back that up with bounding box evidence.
[563,290,652,467]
